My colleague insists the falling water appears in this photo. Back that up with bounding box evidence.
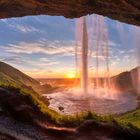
[94,16,111,89]
[132,26,140,94]
[46,14,138,115]
[75,16,89,94]
[81,17,88,94]
[95,16,100,88]
[116,23,140,95]
[75,15,112,96]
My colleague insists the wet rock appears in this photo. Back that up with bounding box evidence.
[58,106,64,111]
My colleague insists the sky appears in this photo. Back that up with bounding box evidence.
[0,14,140,78]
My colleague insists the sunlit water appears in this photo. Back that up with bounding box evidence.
[44,89,137,115]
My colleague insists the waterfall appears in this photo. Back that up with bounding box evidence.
[75,15,111,95]
[132,26,140,94]
[81,17,88,94]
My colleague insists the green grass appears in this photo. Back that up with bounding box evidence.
[116,109,140,130]
[0,83,140,130]
[115,85,140,130]
[0,83,108,126]
[0,72,19,86]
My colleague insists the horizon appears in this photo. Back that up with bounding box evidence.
[27,65,140,79]
[1,60,138,79]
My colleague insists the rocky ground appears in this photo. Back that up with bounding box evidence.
[0,87,140,140]
[0,114,59,140]
[0,114,140,140]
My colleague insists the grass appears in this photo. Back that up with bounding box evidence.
[0,83,105,126]
[0,72,19,87]
[115,93,140,130]
[0,83,140,131]
[0,85,112,125]
[116,109,140,130]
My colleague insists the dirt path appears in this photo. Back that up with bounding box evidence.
[0,115,140,140]
[0,115,53,140]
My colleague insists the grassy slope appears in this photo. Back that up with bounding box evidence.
[1,82,140,133]
[0,61,57,94]
[0,61,140,129]
[117,109,140,129]
[0,72,18,86]
[116,93,140,129]
[0,81,110,127]
[0,61,39,87]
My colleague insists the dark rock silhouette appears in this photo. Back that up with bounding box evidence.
[0,0,140,26]
[112,66,140,94]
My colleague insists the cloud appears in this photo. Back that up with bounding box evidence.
[1,37,138,77]
[0,54,60,71]
[2,39,137,68]
[1,19,40,33]
[9,24,39,33]
[0,55,25,64]
[2,40,75,56]
[29,58,60,67]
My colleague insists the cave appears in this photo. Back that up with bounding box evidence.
[0,0,140,26]
[0,1,140,140]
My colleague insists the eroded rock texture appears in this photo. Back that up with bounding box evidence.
[0,0,140,26]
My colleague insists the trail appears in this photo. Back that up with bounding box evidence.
[0,115,51,140]
[0,115,140,140]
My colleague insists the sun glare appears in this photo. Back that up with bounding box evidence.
[67,73,75,79]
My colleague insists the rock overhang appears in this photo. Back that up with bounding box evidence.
[0,0,139,26]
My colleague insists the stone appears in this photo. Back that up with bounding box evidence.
[0,0,140,26]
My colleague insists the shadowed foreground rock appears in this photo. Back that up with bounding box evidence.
[0,132,17,140]
[44,120,140,140]
[73,120,140,140]
[0,88,140,140]
[0,0,140,26]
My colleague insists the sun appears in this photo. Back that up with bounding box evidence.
[67,73,75,79]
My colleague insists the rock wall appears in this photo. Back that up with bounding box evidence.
[0,0,140,26]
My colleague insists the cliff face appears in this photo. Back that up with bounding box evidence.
[0,0,140,26]
[112,66,140,94]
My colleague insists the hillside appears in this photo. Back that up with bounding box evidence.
[0,61,39,87]
[111,66,140,94]
[0,61,54,94]
[117,109,140,129]
[0,72,17,86]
